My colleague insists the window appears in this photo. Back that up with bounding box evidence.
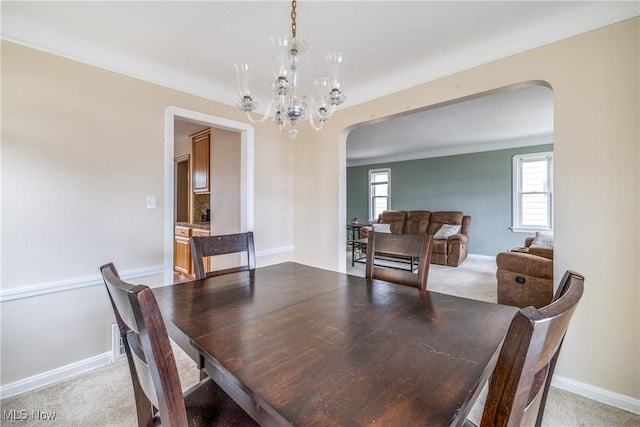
[512,152,553,231]
[369,168,390,221]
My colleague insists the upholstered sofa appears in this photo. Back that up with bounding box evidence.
[496,234,554,308]
[359,210,471,267]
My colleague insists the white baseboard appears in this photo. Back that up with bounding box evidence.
[0,352,113,399]
[256,245,294,258]
[552,375,640,415]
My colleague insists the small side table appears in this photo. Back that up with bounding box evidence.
[351,238,368,266]
[347,223,367,243]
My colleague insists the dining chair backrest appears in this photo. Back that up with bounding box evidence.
[475,270,584,427]
[100,263,188,427]
[365,231,433,290]
[190,232,256,280]
[530,270,580,426]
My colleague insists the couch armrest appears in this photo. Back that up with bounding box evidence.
[527,245,553,260]
[447,234,469,244]
[496,251,553,279]
[358,226,373,239]
[445,233,469,267]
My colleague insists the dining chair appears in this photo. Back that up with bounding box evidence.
[190,232,256,280]
[365,231,433,290]
[100,263,258,427]
[465,270,584,427]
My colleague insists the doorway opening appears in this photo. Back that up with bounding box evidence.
[340,81,554,271]
[163,107,255,279]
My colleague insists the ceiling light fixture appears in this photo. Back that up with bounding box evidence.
[233,1,347,139]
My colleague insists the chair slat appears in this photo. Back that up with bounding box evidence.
[191,232,256,280]
[365,231,433,291]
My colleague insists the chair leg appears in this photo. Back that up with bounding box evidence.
[197,354,208,380]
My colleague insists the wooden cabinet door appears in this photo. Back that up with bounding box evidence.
[174,236,192,275]
[192,130,210,194]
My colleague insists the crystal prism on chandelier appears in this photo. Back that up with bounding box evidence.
[233,1,347,139]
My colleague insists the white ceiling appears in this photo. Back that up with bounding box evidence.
[3,1,637,163]
[347,83,554,166]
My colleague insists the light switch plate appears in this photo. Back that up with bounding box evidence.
[146,195,157,209]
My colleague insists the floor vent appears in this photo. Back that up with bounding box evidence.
[111,323,126,363]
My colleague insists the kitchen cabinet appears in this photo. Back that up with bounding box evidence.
[174,226,192,276]
[174,225,211,278]
[191,128,210,194]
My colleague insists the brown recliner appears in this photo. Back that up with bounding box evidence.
[427,211,471,267]
[496,236,554,308]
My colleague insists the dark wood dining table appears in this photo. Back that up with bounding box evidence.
[153,262,518,427]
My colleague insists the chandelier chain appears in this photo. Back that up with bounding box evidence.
[291,1,297,38]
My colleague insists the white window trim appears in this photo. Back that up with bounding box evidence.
[512,152,553,233]
[368,168,390,222]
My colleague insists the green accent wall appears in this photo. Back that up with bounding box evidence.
[347,144,553,256]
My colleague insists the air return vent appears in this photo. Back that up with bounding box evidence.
[111,324,126,363]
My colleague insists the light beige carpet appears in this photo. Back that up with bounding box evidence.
[0,341,198,427]
[2,258,638,426]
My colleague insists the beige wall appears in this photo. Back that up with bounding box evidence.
[0,40,293,384]
[1,17,638,405]
[210,128,241,235]
[208,128,242,272]
[294,18,639,400]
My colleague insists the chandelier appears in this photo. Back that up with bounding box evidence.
[233,1,347,139]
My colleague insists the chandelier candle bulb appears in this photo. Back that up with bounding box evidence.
[234,62,258,112]
[327,52,347,91]
[233,62,253,97]
[272,35,292,81]
[233,0,346,139]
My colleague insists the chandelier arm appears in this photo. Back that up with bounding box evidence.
[303,94,335,124]
[302,95,316,116]
[302,96,326,131]
[244,99,276,125]
[307,114,325,131]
